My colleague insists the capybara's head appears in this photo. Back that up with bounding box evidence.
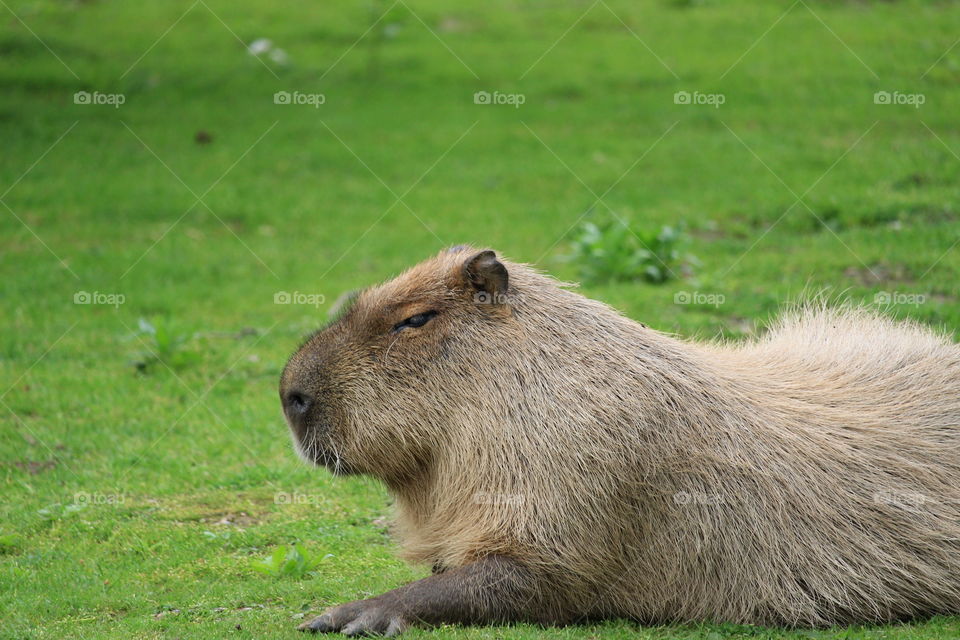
[280,246,515,481]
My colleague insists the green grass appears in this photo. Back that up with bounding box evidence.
[1,0,959,637]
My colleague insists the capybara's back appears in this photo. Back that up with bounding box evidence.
[622,307,960,625]
[282,248,960,634]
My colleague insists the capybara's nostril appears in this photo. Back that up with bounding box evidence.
[283,390,311,417]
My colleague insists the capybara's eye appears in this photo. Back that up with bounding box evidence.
[393,311,437,332]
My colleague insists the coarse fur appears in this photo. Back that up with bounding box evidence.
[280,246,960,629]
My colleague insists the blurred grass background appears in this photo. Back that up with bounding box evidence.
[1,0,959,637]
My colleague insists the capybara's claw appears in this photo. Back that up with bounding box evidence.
[299,613,334,632]
[299,600,408,636]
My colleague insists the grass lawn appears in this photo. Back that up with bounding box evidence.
[2,0,959,637]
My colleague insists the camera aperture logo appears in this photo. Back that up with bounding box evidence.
[473,291,523,305]
[873,91,924,108]
[74,91,125,108]
[274,491,323,505]
[673,491,724,506]
[274,91,326,108]
[874,490,927,507]
[74,291,125,308]
[674,291,725,308]
[74,491,125,505]
[674,90,725,108]
[473,90,525,108]
[274,291,325,308]
[473,492,524,505]
[874,291,926,307]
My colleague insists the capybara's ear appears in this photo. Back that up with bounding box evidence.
[462,250,509,299]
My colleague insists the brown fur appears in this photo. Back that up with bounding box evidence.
[281,246,960,629]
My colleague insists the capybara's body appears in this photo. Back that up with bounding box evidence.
[281,247,960,634]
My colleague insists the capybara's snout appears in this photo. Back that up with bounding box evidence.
[280,388,311,428]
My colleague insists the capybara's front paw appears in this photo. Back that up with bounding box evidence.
[299,597,409,636]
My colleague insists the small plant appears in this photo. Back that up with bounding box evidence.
[132,317,200,372]
[37,503,85,522]
[202,530,231,541]
[251,544,324,578]
[0,533,23,554]
[567,216,696,284]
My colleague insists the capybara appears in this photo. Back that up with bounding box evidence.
[280,246,960,636]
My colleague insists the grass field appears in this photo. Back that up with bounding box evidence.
[2,0,960,637]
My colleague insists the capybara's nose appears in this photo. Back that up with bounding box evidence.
[283,390,312,419]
